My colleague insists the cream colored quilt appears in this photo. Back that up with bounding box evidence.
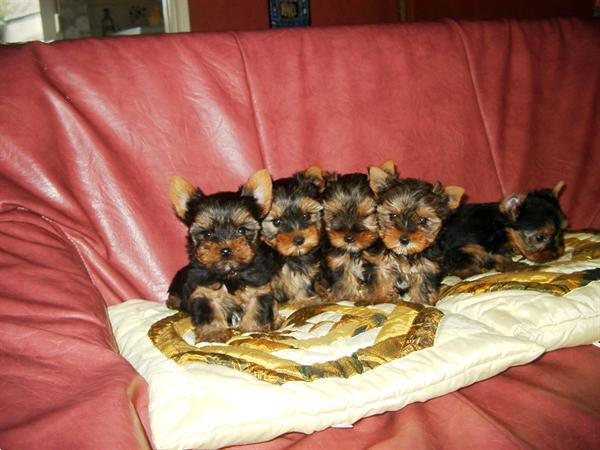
[108,231,600,449]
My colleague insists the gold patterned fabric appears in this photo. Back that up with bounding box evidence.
[148,231,599,385]
[440,231,600,299]
[148,301,442,385]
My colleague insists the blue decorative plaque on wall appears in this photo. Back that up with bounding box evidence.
[269,0,310,28]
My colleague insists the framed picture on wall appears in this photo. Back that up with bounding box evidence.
[269,0,310,28]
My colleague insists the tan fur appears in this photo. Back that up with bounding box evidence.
[444,186,465,210]
[230,208,259,229]
[229,236,257,264]
[397,255,440,305]
[499,193,526,221]
[195,241,225,267]
[242,169,273,216]
[271,260,324,308]
[378,203,443,255]
[356,196,376,216]
[323,197,345,217]
[453,243,529,278]
[326,252,366,300]
[368,166,396,194]
[194,236,256,268]
[303,166,326,192]
[363,250,401,302]
[299,197,323,215]
[552,180,566,198]
[236,284,281,332]
[166,294,182,310]
[506,226,560,263]
[327,229,378,251]
[191,213,214,230]
[190,285,238,342]
[380,160,397,175]
[267,226,321,256]
[170,176,196,219]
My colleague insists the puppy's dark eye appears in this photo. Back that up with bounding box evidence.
[202,230,214,239]
[419,217,429,226]
[302,213,311,221]
[236,226,247,235]
[389,213,397,219]
[272,218,282,227]
[536,234,547,243]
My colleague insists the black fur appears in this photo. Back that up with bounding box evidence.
[261,170,327,306]
[438,188,567,277]
[167,177,280,333]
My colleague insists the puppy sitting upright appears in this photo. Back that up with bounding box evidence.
[438,182,567,278]
[322,161,396,302]
[260,167,327,308]
[167,170,280,342]
[369,167,464,305]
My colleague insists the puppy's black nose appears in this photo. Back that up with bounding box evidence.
[399,237,410,246]
[220,247,233,258]
[293,236,305,245]
[344,235,355,243]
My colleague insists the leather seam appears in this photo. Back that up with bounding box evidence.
[447,19,505,195]
[6,205,104,303]
[450,390,534,449]
[230,31,269,170]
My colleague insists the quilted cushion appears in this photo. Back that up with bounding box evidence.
[108,300,543,449]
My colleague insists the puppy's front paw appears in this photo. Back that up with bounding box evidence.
[166,294,183,310]
[194,325,234,343]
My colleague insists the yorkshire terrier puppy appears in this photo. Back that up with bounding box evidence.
[260,167,328,308]
[438,182,567,278]
[322,161,398,302]
[369,166,464,305]
[167,170,281,342]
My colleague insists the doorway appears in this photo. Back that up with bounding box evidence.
[0,0,189,44]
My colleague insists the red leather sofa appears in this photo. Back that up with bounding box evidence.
[1,17,598,449]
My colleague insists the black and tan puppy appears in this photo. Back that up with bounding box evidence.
[260,167,328,308]
[322,161,398,302]
[369,166,464,305]
[438,182,567,278]
[167,170,280,342]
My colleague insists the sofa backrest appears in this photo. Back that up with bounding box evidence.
[1,18,598,303]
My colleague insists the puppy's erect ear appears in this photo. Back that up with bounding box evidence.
[302,166,326,192]
[170,176,198,220]
[380,160,397,176]
[499,193,525,222]
[552,180,566,199]
[323,171,338,185]
[368,166,396,194]
[242,169,272,217]
[444,186,465,210]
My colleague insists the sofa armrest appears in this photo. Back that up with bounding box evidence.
[0,211,151,450]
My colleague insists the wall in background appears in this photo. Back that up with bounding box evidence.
[408,0,594,21]
[310,0,398,27]
[188,0,399,32]
[188,0,594,33]
[189,0,268,32]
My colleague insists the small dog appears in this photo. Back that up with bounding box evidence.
[438,182,567,278]
[260,167,328,308]
[167,170,281,342]
[369,166,464,305]
[322,161,397,302]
